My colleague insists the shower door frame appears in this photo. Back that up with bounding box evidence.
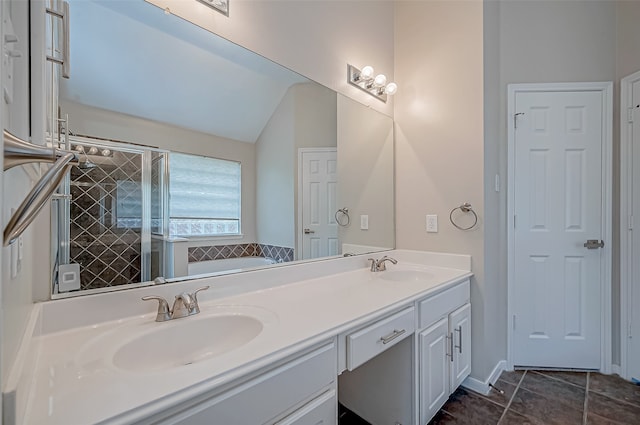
[52,135,170,297]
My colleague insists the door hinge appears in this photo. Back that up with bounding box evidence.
[513,314,516,331]
[514,113,525,129]
[628,107,634,123]
[630,215,634,231]
[628,320,633,339]
[513,215,517,228]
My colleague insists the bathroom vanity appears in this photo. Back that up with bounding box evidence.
[4,250,471,425]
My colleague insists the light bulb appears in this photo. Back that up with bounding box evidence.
[88,147,99,155]
[360,66,374,80]
[374,74,387,87]
[101,149,111,157]
[385,82,398,95]
[75,145,85,153]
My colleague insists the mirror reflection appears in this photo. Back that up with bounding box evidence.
[52,0,394,295]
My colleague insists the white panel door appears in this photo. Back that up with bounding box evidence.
[449,303,471,389]
[513,90,604,368]
[301,149,338,260]
[629,79,640,381]
[419,318,449,425]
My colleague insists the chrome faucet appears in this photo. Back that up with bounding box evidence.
[368,255,398,272]
[142,286,209,322]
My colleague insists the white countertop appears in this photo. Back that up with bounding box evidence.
[15,250,472,425]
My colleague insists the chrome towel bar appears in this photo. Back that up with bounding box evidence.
[3,130,79,246]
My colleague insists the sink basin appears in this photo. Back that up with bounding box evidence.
[112,314,263,372]
[378,269,434,282]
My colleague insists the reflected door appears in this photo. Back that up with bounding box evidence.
[300,149,338,260]
[512,89,605,368]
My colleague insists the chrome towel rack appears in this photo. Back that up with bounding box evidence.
[3,130,79,246]
[449,202,478,231]
[335,207,350,226]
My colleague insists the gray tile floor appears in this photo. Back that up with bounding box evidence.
[430,370,640,425]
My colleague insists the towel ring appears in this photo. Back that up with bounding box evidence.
[335,207,350,227]
[449,202,478,231]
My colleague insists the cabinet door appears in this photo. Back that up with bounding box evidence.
[418,318,450,425]
[449,303,471,389]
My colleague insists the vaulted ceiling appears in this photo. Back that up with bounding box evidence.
[61,0,308,143]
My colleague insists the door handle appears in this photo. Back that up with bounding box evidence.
[303,228,315,234]
[454,326,463,353]
[583,239,604,249]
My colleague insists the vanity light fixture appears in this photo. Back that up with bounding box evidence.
[196,0,229,16]
[347,64,398,102]
[72,144,113,158]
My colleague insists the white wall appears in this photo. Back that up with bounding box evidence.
[256,83,336,250]
[146,0,395,117]
[337,95,394,251]
[256,87,296,248]
[394,0,488,380]
[1,0,33,389]
[617,2,640,79]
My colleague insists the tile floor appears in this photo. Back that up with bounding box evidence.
[339,370,640,425]
[430,370,640,425]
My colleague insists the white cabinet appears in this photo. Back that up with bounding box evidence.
[418,318,450,423]
[418,282,471,425]
[449,303,471,389]
[276,389,336,425]
[149,341,337,425]
[346,306,415,370]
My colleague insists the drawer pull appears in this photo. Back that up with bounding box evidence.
[380,329,406,345]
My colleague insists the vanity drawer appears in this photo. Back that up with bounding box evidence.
[347,307,415,371]
[161,342,336,425]
[418,280,470,329]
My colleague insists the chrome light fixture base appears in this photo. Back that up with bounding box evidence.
[348,64,389,103]
[196,0,229,16]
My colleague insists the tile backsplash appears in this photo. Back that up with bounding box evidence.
[188,243,294,264]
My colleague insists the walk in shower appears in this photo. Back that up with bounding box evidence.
[52,137,169,293]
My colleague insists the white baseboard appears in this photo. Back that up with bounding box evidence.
[611,364,621,377]
[461,360,506,396]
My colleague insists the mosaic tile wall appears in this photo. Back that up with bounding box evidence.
[188,243,294,264]
[69,151,143,290]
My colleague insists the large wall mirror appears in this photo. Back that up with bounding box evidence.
[51,0,394,296]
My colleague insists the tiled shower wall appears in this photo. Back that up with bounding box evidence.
[188,243,294,264]
[69,151,143,290]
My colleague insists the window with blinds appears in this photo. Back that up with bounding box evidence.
[169,153,241,237]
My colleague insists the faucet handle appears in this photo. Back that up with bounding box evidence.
[142,295,171,322]
[368,258,377,272]
[190,286,210,313]
[375,255,398,271]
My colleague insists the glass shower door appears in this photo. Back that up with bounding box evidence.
[54,140,168,293]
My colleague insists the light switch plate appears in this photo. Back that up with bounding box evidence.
[426,214,438,233]
[360,215,369,230]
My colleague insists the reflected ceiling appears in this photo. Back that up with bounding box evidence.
[62,0,308,143]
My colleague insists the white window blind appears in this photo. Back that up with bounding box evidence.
[169,153,241,237]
